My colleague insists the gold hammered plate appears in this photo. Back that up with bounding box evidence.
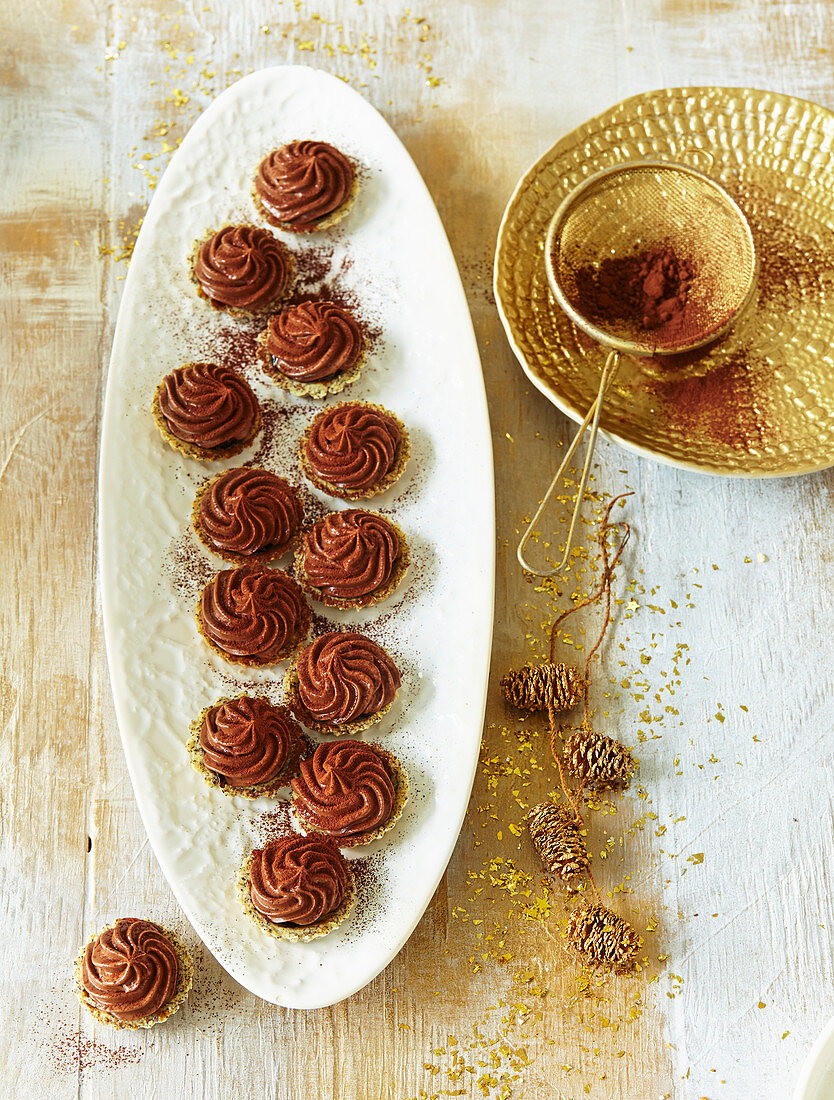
[494,86,834,476]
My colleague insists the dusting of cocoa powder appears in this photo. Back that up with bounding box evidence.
[201,324,261,378]
[166,530,214,606]
[251,801,294,845]
[345,852,387,940]
[33,990,144,1075]
[644,349,770,449]
[570,244,696,337]
[638,178,834,450]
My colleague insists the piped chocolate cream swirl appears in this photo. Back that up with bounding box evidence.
[303,403,402,493]
[81,919,178,1023]
[249,836,349,925]
[295,631,400,724]
[200,696,298,787]
[291,740,396,840]
[194,225,292,312]
[262,300,363,382]
[302,510,399,601]
[197,468,302,559]
[199,565,309,664]
[255,141,354,230]
[158,363,258,449]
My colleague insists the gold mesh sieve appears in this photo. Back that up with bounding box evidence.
[518,159,757,576]
[546,161,757,354]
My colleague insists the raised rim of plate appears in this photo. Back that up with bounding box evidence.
[793,1016,834,1100]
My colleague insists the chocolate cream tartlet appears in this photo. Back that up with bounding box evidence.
[192,467,303,564]
[257,299,366,399]
[295,509,409,609]
[238,835,355,941]
[188,694,304,797]
[153,362,260,461]
[253,140,357,232]
[197,564,310,666]
[192,224,294,317]
[286,630,401,735]
[299,401,410,500]
[74,917,193,1030]
[291,739,408,847]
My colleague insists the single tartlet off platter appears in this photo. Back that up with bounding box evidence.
[495,86,834,476]
[98,66,494,1008]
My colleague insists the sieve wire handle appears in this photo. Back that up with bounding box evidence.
[516,350,620,577]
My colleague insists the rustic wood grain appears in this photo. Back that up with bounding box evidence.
[3,1,834,1098]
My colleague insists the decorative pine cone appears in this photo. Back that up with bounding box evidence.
[500,662,585,713]
[565,902,641,973]
[527,802,589,883]
[561,728,636,790]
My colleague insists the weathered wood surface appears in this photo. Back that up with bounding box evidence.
[2,1,833,1098]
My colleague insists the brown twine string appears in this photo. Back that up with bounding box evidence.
[545,492,633,904]
[548,491,633,695]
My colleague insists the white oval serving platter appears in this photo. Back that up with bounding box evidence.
[98,65,494,1009]
[793,1017,834,1100]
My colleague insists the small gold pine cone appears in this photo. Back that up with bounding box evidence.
[527,802,590,883]
[565,902,641,973]
[500,663,586,713]
[562,728,636,790]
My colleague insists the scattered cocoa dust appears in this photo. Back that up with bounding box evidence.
[345,852,387,940]
[243,398,311,472]
[644,350,772,449]
[201,324,261,379]
[166,530,214,606]
[251,802,294,845]
[310,609,340,637]
[33,990,144,1075]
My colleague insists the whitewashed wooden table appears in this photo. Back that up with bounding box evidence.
[2,1,833,1098]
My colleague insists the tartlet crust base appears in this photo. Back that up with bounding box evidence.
[152,383,261,463]
[187,695,305,799]
[252,168,359,233]
[189,228,296,319]
[293,515,409,610]
[73,922,194,1030]
[191,470,302,564]
[237,851,356,941]
[256,328,366,400]
[194,577,311,667]
[291,745,409,848]
[298,402,411,501]
[284,664,397,737]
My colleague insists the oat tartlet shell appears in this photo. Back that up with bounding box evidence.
[191,471,301,564]
[187,696,305,799]
[252,170,359,234]
[298,402,411,501]
[293,516,409,610]
[152,385,261,463]
[292,745,409,848]
[73,923,194,1030]
[237,851,356,941]
[189,230,296,319]
[284,666,397,736]
[256,328,367,399]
